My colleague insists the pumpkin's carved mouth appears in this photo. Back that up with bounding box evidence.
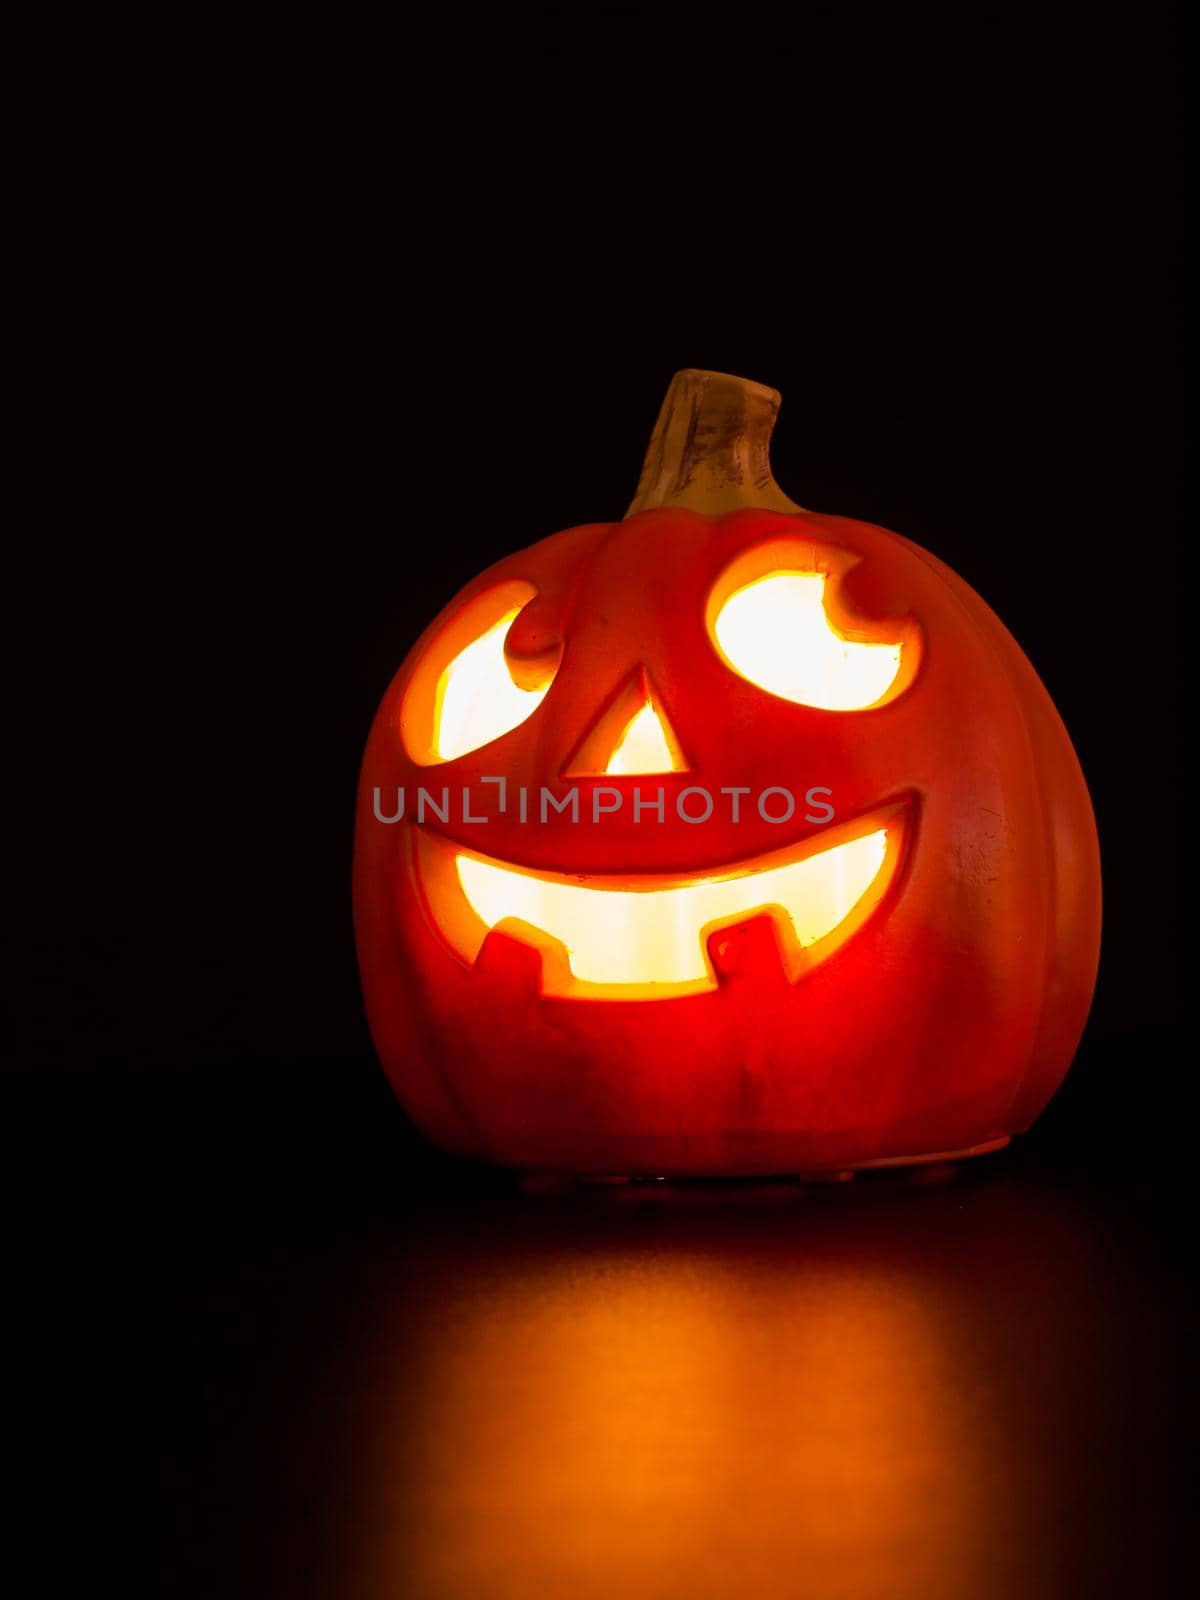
[413,802,908,1000]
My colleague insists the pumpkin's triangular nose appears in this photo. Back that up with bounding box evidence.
[607,698,684,774]
[563,669,688,776]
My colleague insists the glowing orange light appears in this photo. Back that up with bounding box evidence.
[713,571,907,710]
[415,813,903,999]
[434,606,550,761]
[605,700,686,775]
[401,582,556,765]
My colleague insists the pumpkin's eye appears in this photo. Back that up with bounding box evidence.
[401,581,560,765]
[707,542,920,710]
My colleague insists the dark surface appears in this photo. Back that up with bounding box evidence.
[30,1040,1189,1600]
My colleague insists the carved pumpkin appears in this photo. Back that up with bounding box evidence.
[354,370,1101,1176]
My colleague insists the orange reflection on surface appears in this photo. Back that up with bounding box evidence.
[377,1244,995,1599]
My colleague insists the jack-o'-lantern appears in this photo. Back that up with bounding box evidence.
[354,370,1101,1176]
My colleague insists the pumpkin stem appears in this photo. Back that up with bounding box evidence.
[625,368,805,518]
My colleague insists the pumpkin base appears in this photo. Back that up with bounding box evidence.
[518,1135,1011,1187]
[850,1134,1011,1173]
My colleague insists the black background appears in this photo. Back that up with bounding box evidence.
[29,64,1184,1091]
[22,29,1187,1600]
